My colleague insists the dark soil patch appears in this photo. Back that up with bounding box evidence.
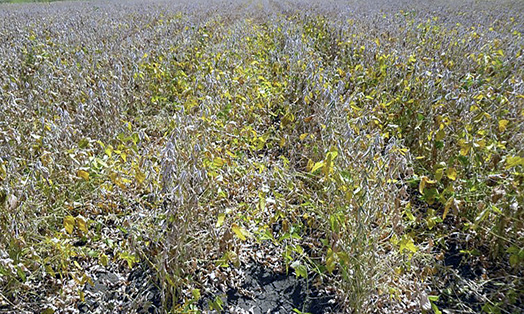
[200,264,338,313]
[77,261,339,313]
[79,264,161,314]
[434,235,524,313]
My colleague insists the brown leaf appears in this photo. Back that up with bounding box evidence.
[491,188,506,203]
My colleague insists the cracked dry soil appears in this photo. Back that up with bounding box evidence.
[200,264,338,314]
[79,263,338,313]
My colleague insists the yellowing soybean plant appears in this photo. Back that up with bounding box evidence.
[0,0,523,313]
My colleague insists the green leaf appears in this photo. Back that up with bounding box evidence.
[119,251,138,268]
[323,150,338,175]
[296,264,308,278]
[405,208,415,222]
[16,266,26,282]
[131,133,139,144]
[105,146,113,157]
[210,296,224,311]
[280,112,295,127]
[192,289,201,301]
[507,246,519,254]
[78,138,89,149]
[290,260,308,278]
[428,295,439,302]
[431,302,442,314]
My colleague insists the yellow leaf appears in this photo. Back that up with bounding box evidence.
[0,163,6,181]
[77,170,89,181]
[443,197,454,220]
[231,223,250,241]
[326,255,336,273]
[42,308,55,314]
[64,216,75,234]
[435,168,443,182]
[327,150,338,160]
[446,167,457,181]
[192,289,201,301]
[225,150,237,158]
[216,213,225,228]
[299,133,309,141]
[76,215,88,233]
[258,192,266,211]
[99,253,108,267]
[435,129,445,141]
[135,170,146,184]
[231,224,245,241]
[303,116,314,123]
[105,146,113,157]
[280,112,295,127]
[498,119,509,132]
[110,172,126,189]
[306,159,314,171]
[399,235,418,254]
[323,151,338,176]
[505,156,524,169]
[311,161,324,173]
[74,260,82,270]
[476,139,486,149]
[279,137,286,148]
[213,157,225,168]
[419,176,428,194]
